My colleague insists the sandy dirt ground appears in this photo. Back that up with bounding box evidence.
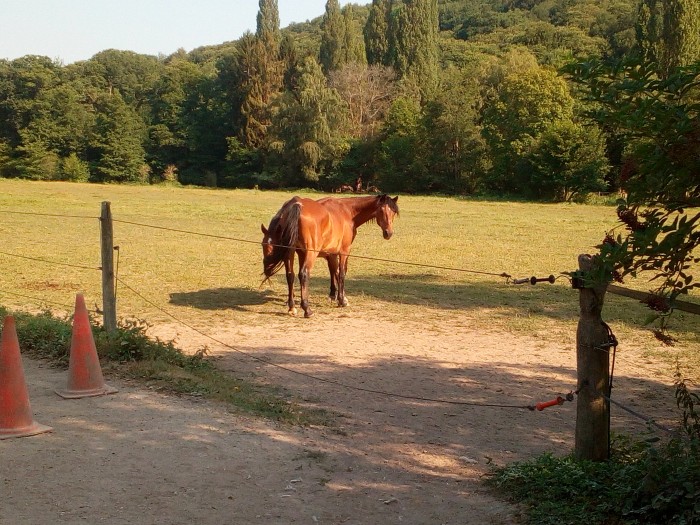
[1,310,680,525]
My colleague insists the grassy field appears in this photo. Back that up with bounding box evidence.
[1,179,698,376]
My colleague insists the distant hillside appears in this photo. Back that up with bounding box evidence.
[186,0,636,66]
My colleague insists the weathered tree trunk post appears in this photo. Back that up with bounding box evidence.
[100,201,117,332]
[575,254,610,461]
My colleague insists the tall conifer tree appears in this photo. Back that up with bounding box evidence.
[256,0,280,49]
[636,0,700,77]
[240,0,283,148]
[343,5,367,65]
[388,0,439,99]
[364,0,391,66]
[661,0,700,74]
[320,0,346,74]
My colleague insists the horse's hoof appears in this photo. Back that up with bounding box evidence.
[304,310,314,318]
[339,298,349,307]
[288,307,297,316]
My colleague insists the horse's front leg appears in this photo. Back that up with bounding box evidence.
[337,254,349,307]
[298,250,317,318]
[284,254,297,316]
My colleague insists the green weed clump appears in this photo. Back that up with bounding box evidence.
[0,307,330,426]
[1,308,74,365]
[488,377,700,525]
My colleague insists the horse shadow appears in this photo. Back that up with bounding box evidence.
[346,273,580,318]
[339,272,668,328]
[169,287,275,311]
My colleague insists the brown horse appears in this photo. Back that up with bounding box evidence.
[261,198,340,310]
[261,194,399,317]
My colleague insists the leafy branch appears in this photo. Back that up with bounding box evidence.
[563,57,700,334]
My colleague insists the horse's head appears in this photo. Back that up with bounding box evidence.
[260,209,295,279]
[376,195,399,240]
[261,223,274,259]
[261,223,280,278]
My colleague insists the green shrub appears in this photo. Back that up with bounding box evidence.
[488,378,700,525]
[10,309,73,365]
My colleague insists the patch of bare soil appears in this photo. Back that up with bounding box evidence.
[2,310,678,525]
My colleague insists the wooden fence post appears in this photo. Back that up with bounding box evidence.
[100,201,117,332]
[575,254,610,461]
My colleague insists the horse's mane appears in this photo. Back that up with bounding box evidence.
[262,199,301,279]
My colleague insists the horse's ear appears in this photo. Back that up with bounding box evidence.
[261,224,268,235]
[392,196,399,203]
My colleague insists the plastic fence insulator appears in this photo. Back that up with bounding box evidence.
[536,396,565,411]
[513,275,556,285]
[531,275,556,285]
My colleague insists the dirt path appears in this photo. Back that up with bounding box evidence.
[1,311,679,525]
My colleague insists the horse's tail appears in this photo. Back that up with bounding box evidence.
[263,200,301,278]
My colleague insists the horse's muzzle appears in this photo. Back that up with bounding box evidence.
[263,256,275,276]
[383,229,393,240]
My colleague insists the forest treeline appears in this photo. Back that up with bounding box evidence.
[0,0,697,200]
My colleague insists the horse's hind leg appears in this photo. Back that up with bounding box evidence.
[298,251,316,318]
[285,254,297,316]
[326,255,339,302]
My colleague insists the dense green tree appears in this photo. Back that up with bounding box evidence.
[149,61,191,151]
[523,120,609,201]
[178,69,231,185]
[237,33,266,149]
[12,137,60,180]
[0,56,61,148]
[23,82,94,158]
[91,92,147,183]
[89,50,163,114]
[0,56,94,180]
[443,0,528,41]
[475,20,607,66]
[376,95,424,192]
[268,56,349,185]
[0,140,12,177]
[419,66,489,194]
[662,0,700,72]
[552,0,638,59]
[481,52,574,193]
[239,34,283,149]
[147,57,207,178]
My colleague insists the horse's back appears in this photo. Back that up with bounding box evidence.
[295,197,351,253]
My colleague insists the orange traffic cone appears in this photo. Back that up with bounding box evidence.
[55,294,118,399]
[0,316,53,439]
